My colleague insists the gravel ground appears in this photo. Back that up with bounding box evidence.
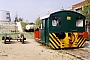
[83,41,90,52]
[0,39,80,60]
[63,41,90,60]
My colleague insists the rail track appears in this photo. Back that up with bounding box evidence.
[63,49,90,60]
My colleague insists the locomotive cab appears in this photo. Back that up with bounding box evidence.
[38,10,88,49]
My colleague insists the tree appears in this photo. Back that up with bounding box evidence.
[19,17,23,22]
[14,14,19,22]
[35,16,40,28]
[14,13,23,22]
[81,0,90,35]
[81,0,90,22]
[21,21,28,32]
[14,17,18,22]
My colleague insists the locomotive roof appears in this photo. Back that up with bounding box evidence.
[40,10,59,20]
[40,10,85,20]
[40,14,50,20]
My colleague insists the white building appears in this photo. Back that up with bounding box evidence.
[0,10,11,22]
[0,10,23,33]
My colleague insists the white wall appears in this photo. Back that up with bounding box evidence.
[0,10,11,22]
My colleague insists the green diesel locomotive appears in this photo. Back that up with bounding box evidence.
[34,10,88,49]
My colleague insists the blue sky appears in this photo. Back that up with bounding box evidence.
[0,0,84,23]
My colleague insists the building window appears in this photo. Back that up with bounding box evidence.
[76,8,82,13]
[52,16,61,26]
[6,13,9,15]
[6,17,10,19]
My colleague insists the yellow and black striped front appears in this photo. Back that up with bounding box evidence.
[49,32,87,49]
[77,36,86,47]
[49,33,61,49]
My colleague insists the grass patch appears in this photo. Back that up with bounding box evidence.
[24,32,34,39]
[0,33,20,40]
[24,33,33,39]
[0,32,34,40]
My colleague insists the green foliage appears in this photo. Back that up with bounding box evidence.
[21,22,28,32]
[13,14,27,32]
[35,17,40,26]
[14,14,23,22]
[35,17,40,29]
[14,16,19,22]
[0,33,32,40]
[81,0,90,22]
[19,17,23,22]
[0,33,20,40]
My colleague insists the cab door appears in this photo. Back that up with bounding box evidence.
[40,19,47,43]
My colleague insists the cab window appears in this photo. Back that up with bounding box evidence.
[76,18,83,27]
[52,16,61,26]
[40,19,45,29]
[42,20,45,28]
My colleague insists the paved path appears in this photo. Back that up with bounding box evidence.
[0,39,80,60]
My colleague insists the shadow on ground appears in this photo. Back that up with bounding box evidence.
[23,41,31,44]
[1,40,31,44]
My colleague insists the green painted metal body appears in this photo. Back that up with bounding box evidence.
[40,11,86,44]
[40,18,49,44]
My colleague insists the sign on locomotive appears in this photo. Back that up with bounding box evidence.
[34,10,88,49]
